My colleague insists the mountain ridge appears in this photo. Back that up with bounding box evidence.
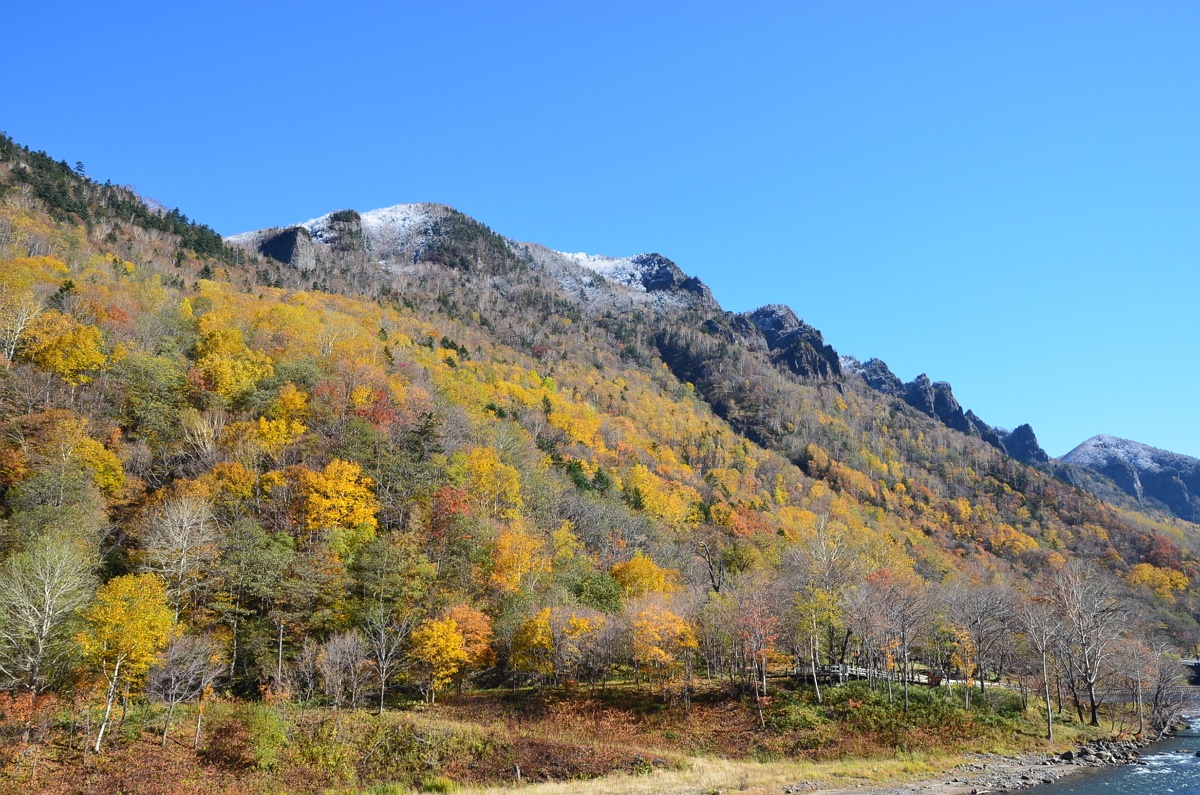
[228,201,1051,464]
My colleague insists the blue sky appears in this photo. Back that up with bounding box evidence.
[7,1,1199,457]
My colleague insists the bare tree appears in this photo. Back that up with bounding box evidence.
[290,637,322,704]
[842,579,890,693]
[147,634,223,747]
[0,286,42,369]
[725,576,781,727]
[140,496,218,621]
[318,631,369,709]
[0,535,93,692]
[362,607,413,715]
[1049,563,1127,726]
[785,514,863,704]
[855,568,929,711]
[181,410,226,469]
[1017,593,1060,740]
[1146,645,1187,736]
[944,581,1014,703]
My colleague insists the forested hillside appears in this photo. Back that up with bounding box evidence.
[0,133,1194,792]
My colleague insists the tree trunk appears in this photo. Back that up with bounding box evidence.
[809,633,823,705]
[1086,679,1100,726]
[1068,677,1085,723]
[1041,650,1054,741]
[162,701,177,747]
[229,592,242,678]
[276,621,284,686]
[94,659,121,753]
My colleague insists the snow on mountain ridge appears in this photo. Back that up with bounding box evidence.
[226,203,439,259]
[1061,434,1165,471]
[224,228,267,247]
[302,203,435,249]
[557,251,657,292]
[227,204,709,307]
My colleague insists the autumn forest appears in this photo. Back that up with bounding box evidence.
[0,134,1196,794]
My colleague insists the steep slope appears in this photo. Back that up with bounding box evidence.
[1061,435,1200,522]
[233,204,1052,466]
[228,198,1197,588]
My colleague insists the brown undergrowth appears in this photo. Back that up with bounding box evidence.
[0,682,1103,794]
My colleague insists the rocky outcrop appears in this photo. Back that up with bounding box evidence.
[1060,435,1200,521]
[628,253,715,303]
[858,358,904,396]
[846,362,1050,464]
[253,226,317,271]
[311,209,365,252]
[1002,424,1050,465]
[700,313,769,353]
[747,305,841,380]
[965,410,1005,448]
[903,374,973,434]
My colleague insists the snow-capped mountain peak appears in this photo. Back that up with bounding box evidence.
[1061,434,1164,472]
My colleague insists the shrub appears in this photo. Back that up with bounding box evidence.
[419,775,459,793]
[241,703,289,771]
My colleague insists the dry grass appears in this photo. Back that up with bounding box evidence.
[453,754,961,795]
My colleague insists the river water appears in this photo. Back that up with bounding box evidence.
[1031,720,1200,794]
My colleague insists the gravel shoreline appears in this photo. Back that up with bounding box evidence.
[795,738,1155,795]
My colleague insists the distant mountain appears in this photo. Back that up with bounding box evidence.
[1059,436,1200,522]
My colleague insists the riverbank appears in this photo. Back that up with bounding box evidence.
[820,736,1167,795]
[453,738,1154,795]
[819,751,1106,795]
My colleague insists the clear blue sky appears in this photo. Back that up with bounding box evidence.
[7,1,1199,458]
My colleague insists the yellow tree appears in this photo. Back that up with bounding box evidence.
[75,574,174,751]
[489,522,550,594]
[272,382,309,425]
[192,327,273,403]
[510,608,555,684]
[1128,563,1189,603]
[463,446,523,520]
[548,608,606,684]
[20,310,106,385]
[252,382,309,460]
[294,459,380,558]
[610,551,677,599]
[409,617,468,703]
[28,412,125,497]
[628,602,697,701]
[622,464,700,531]
[0,280,43,369]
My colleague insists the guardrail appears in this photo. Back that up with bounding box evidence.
[801,664,942,686]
